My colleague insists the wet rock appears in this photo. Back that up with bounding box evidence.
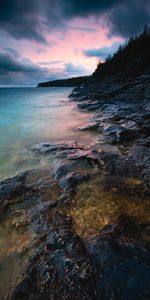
[11,213,96,300]
[111,127,137,144]
[78,121,99,131]
[32,141,80,154]
[78,100,102,111]
[53,158,93,179]
[0,173,26,200]
[127,144,150,191]
[52,151,99,191]
[0,173,27,213]
[68,149,100,165]
[29,201,58,235]
[85,215,150,300]
[59,171,89,190]
[72,74,150,156]
[100,118,142,146]
[11,214,150,300]
[11,270,37,300]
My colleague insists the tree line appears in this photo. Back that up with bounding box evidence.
[93,25,150,78]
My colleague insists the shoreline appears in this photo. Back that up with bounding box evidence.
[0,87,94,182]
[0,76,150,299]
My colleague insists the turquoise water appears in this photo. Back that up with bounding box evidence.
[0,87,92,180]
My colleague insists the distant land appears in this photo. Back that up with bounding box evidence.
[37,75,90,87]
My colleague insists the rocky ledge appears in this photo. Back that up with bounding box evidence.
[0,73,150,299]
[70,73,150,187]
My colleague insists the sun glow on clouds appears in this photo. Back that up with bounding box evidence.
[0,20,123,85]
[0,0,148,85]
[27,18,123,78]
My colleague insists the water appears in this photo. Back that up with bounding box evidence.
[0,87,93,180]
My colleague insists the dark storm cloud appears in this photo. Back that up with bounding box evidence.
[108,0,150,37]
[83,42,121,59]
[55,0,119,18]
[0,50,89,86]
[0,0,47,43]
[56,0,150,37]
[70,26,97,32]
[0,0,149,42]
[0,52,42,74]
[4,47,20,58]
[0,50,56,85]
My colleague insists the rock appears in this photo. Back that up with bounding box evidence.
[11,212,95,300]
[78,121,99,131]
[78,100,102,111]
[11,214,150,300]
[53,158,94,180]
[32,141,80,154]
[68,149,100,165]
[0,173,27,213]
[59,171,89,190]
[0,173,26,200]
[98,124,136,145]
[52,150,100,191]
[85,215,150,300]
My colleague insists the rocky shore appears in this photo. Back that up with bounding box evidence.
[0,73,150,299]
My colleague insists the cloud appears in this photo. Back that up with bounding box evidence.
[39,60,63,65]
[4,47,20,58]
[0,50,90,86]
[0,50,59,86]
[0,0,47,43]
[0,0,149,42]
[64,62,90,77]
[74,48,80,56]
[36,48,46,54]
[70,26,97,32]
[83,42,121,59]
[57,0,150,37]
[108,0,150,37]
[55,0,119,18]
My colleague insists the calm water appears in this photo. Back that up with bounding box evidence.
[0,87,92,180]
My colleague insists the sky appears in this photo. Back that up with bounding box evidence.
[0,0,149,86]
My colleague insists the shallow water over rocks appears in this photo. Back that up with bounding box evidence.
[71,176,150,239]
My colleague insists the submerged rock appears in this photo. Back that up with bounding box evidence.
[59,171,89,190]
[11,214,150,300]
[32,141,81,154]
[0,173,27,214]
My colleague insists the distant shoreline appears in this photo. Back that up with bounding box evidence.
[37,75,90,87]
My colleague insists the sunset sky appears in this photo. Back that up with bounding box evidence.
[0,0,149,86]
